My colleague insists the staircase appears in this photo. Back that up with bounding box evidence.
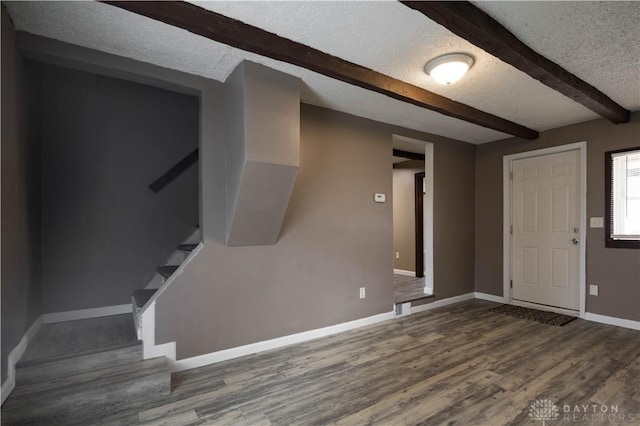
[132,228,200,334]
[1,317,171,425]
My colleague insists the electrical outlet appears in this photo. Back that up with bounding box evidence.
[395,252,400,259]
[589,285,599,296]
[359,287,366,299]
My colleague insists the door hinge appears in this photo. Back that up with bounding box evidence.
[510,280,513,288]
[509,170,513,180]
[510,225,513,234]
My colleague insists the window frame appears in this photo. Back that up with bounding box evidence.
[605,147,640,249]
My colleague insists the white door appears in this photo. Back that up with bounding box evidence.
[511,150,581,310]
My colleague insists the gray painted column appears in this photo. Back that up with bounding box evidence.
[199,81,226,244]
[223,61,300,246]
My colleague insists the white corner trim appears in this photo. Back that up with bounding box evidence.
[42,304,133,324]
[584,312,640,331]
[474,292,507,303]
[423,142,435,293]
[169,311,395,373]
[1,316,43,405]
[393,269,415,277]
[409,293,475,314]
[140,302,176,362]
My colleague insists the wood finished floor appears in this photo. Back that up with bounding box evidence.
[5,300,640,425]
[393,274,432,304]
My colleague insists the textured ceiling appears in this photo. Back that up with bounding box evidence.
[5,1,639,145]
[474,1,640,112]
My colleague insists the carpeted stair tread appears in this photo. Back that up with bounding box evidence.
[133,289,158,308]
[177,244,197,252]
[157,265,179,279]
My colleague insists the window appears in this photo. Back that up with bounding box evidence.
[605,147,640,248]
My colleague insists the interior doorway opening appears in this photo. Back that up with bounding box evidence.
[392,136,434,314]
[392,157,425,276]
[415,171,426,278]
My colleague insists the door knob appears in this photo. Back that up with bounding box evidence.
[571,238,579,245]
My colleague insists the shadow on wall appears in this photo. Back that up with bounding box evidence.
[35,62,200,314]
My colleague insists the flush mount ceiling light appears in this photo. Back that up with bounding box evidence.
[425,53,474,85]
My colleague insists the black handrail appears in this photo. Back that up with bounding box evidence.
[149,148,199,193]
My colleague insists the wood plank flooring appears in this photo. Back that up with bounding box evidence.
[393,274,433,304]
[4,300,640,425]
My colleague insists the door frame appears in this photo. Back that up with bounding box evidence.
[392,135,433,292]
[414,171,426,278]
[502,141,587,318]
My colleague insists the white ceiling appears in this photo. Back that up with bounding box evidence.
[5,1,639,145]
[474,1,640,112]
[392,135,427,156]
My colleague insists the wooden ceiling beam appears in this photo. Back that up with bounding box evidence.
[401,1,630,124]
[103,1,539,140]
[393,149,425,162]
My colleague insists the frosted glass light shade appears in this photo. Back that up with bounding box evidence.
[425,54,474,85]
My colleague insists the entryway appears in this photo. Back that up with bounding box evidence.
[392,135,434,314]
[503,142,586,316]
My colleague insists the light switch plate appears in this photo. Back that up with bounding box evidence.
[590,217,604,228]
[374,193,386,203]
[589,285,599,296]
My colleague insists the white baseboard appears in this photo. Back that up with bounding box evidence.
[472,295,638,330]
[139,291,640,375]
[410,293,475,314]
[393,269,416,277]
[42,304,133,324]
[474,292,507,303]
[166,311,395,372]
[1,316,43,405]
[584,312,640,331]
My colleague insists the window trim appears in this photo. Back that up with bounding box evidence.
[605,147,640,249]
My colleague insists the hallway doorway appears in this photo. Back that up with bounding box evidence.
[392,135,434,312]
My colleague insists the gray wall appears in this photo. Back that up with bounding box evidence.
[10,34,478,361]
[156,102,477,359]
[393,160,425,272]
[224,62,300,246]
[1,8,42,383]
[476,112,640,321]
[432,139,477,300]
[38,64,200,313]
